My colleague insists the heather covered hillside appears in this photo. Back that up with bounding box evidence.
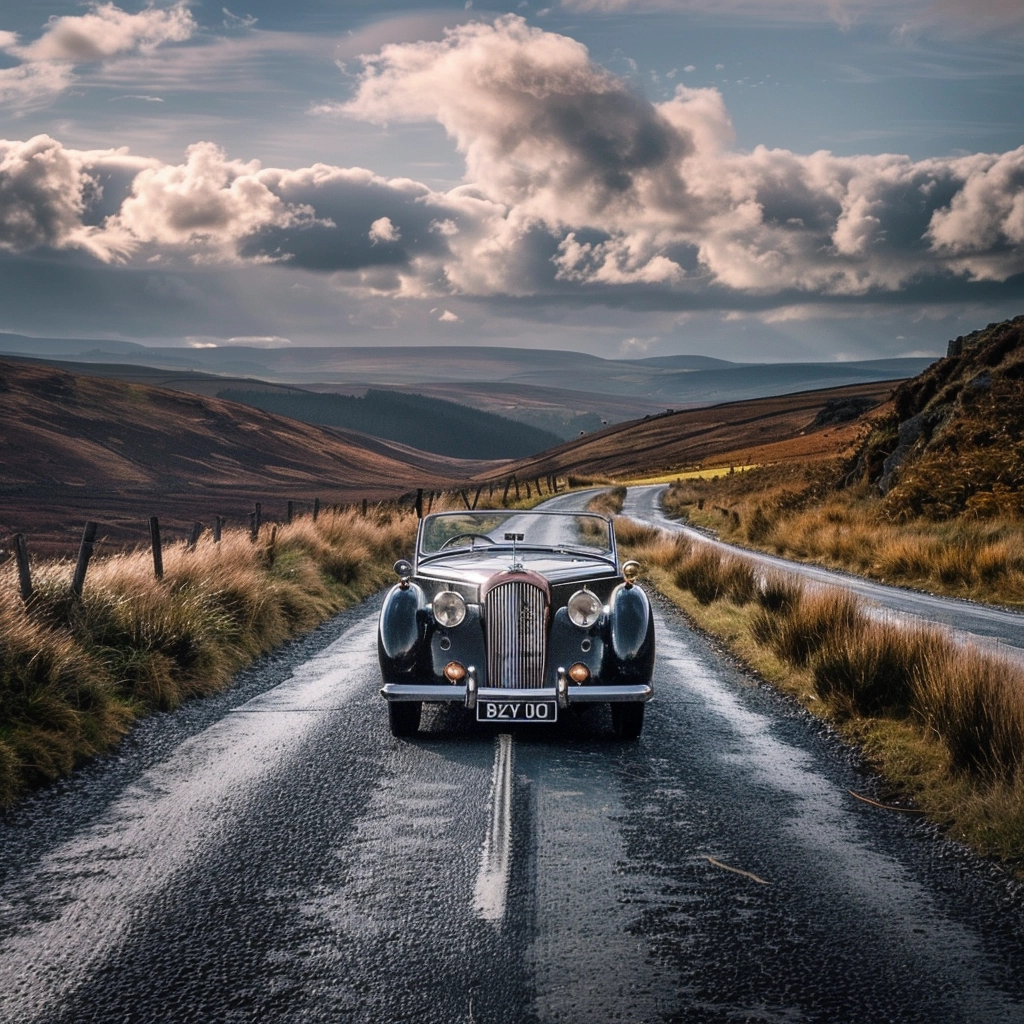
[859,316,1024,521]
[660,316,1024,605]
[217,388,560,459]
[0,360,480,554]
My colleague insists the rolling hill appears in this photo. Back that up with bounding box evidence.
[477,380,898,483]
[0,360,482,556]
[215,388,561,459]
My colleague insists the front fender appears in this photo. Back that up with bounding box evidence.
[378,583,427,676]
[604,583,655,682]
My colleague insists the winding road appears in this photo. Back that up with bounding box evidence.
[623,484,1024,658]
[1,490,1023,1023]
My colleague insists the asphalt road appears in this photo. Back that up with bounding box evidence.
[1,492,1023,1023]
[622,485,1024,657]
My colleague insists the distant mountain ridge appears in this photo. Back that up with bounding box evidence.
[0,334,935,421]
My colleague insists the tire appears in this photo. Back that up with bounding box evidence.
[388,701,421,737]
[611,702,644,740]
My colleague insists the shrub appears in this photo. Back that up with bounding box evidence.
[719,557,758,605]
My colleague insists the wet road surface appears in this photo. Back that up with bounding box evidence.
[2,585,1023,1023]
[622,485,1024,658]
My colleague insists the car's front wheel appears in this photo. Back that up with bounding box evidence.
[611,702,644,740]
[388,701,421,737]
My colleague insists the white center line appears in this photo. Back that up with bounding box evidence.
[473,732,514,923]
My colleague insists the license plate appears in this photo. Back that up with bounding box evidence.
[476,700,558,723]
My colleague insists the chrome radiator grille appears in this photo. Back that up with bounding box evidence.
[485,580,547,689]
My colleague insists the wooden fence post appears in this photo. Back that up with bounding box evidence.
[502,476,512,505]
[72,521,98,597]
[415,489,424,518]
[287,501,294,524]
[150,516,164,579]
[472,486,483,510]
[13,533,32,603]
[426,491,435,515]
[536,477,544,496]
[187,521,203,550]
[250,502,261,541]
[513,477,520,499]
[362,498,368,517]
[525,481,532,499]
[313,497,321,522]
[214,515,224,543]
[460,489,472,511]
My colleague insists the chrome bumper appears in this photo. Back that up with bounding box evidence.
[380,682,653,705]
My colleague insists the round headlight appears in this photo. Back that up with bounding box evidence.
[433,590,467,628]
[567,588,602,628]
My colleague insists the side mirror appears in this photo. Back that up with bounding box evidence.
[394,559,413,588]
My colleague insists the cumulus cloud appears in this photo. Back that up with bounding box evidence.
[0,2,196,107]
[368,216,401,243]
[8,2,194,62]
[0,135,148,260]
[110,142,318,259]
[1,17,1022,312]
[340,16,1024,297]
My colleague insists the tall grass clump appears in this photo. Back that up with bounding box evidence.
[0,505,418,806]
[914,647,1024,781]
[812,621,945,719]
[751,587,860,666]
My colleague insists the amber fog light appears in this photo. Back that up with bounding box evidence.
[568,663,590,683]
[444,661,467,682]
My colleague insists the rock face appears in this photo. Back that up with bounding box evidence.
[860,315,1024,519]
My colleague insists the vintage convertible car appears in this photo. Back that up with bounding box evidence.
[378,509,654,739]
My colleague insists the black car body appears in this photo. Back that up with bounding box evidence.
[378,509,654,738]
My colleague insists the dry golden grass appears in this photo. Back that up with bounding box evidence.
[0,504,419,806]
[618,519,1024,866]
[664,466,1024,607]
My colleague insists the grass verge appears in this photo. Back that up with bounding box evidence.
[614,513,1024,868]
[661,464,1024,609]
[0,505,419,807]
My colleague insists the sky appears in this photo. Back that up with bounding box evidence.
[0,0,1022,362]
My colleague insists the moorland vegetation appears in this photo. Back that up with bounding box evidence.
[610,506,1024,864]
[661,316,1024,607]
[0,505,418,807]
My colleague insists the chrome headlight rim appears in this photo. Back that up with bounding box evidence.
[567,588,602,628]
[432,589,467,628]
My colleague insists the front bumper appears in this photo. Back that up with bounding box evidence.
[380,679,653,708]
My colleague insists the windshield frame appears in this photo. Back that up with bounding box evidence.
[415,509,618,569]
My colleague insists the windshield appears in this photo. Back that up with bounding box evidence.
[418,511,615,559]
